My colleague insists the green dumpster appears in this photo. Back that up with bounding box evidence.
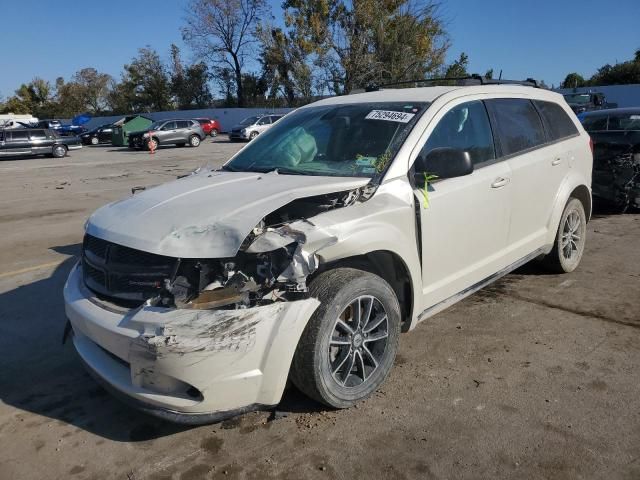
[111,115,153,147]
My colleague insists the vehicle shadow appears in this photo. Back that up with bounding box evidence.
[0,245,190,442]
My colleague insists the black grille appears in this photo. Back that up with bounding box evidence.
[82,234,177,305]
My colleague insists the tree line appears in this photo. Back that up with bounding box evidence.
[561,49,640,89]
[1,0,504,118]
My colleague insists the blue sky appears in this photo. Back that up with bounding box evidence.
[1,0,638,97]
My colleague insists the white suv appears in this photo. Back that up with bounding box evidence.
[64,83,592,423]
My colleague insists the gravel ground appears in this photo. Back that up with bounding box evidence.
[0,138,638,480]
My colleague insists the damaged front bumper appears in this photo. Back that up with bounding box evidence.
[64,263,320,424]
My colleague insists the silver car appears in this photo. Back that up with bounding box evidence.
[128,119,205,150]
[229,114,284,141]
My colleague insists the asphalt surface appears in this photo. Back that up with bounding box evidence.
[0,138,638,480]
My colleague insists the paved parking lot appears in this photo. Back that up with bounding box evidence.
[0,138,639,480]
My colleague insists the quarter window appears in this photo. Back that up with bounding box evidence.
[486,99,546,156]
[419,100,495,167]
[534,100,579,141]
[607,113,640,131]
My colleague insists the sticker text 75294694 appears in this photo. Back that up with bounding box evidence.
[365,110,415,123]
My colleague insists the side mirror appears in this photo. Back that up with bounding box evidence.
[414,147,473,185]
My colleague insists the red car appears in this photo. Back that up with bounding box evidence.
[195,118,222,137]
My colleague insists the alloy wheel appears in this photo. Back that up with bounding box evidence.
[329,295,389,388]
[561,210,582,260]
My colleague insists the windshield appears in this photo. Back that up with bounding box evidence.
[223,102,427,178]
[564,94,591,104]
[239,116,260,126]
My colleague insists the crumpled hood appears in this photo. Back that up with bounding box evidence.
[86,170,369,258]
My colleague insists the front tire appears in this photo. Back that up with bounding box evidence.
[189,135,201,147]
[290,268,401,409]
[90,136,99,145]
[249,131,258,140]
[543,197,587,273]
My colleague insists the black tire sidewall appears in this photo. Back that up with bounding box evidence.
[302,269,401,407]
[53,145,66,158]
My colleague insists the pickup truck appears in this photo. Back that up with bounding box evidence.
[0,128,82,158]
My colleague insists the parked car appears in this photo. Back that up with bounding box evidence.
[0,128,81,158]
[562,91,616,114]
[0,114,38,128]
[58,125,88,136]
[195,118,222,137]
[229,114,284,141]
[581,108,640,211]
[80,124,114,145]
[64,81,592,424]
[128,119,205,150]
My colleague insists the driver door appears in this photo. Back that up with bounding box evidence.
[414,100,512,309]
[159,121,177,143]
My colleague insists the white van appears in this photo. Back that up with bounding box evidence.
[0,114,38,129]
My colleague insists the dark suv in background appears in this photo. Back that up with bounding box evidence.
[0,128,82,158]
[128,120,205,150]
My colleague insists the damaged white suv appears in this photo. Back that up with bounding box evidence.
[64,82,592,423]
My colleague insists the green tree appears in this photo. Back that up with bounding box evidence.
[1,78,55,117]
[282,0,449,94]
[182,0,268,107]
[444,52,469,78]
[169,44,214,109]
[561,72,586,89]
[115,47,172,112]
[258,26,312,105]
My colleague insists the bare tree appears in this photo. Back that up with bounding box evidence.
[182,0,267,107]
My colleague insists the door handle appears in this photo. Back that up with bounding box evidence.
[552,158,562,166]
[491,177,510,188]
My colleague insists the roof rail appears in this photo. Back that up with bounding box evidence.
[364,74,539,92]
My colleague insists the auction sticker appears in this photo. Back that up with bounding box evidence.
[365,110,415,123]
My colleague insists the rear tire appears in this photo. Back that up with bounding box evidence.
[52,145,67,158]
[542,197,587,273]
[210,129,218,137]
[90,137,99,145]
[290,268,401,409]
[189,135,201,147]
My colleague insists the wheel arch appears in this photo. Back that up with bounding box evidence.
[571,184,592,221]
[314,250,414,332]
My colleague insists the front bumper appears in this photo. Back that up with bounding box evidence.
[64,263,320,423]
[229,130,248,140]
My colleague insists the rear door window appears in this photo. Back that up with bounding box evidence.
[534,101,579,141]
[420,100,496,166]
[581,115,608,132]
[486,99,546,156]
